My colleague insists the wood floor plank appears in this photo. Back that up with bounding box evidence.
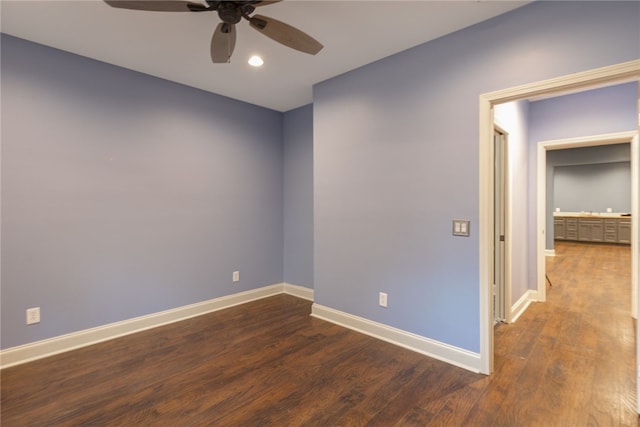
[1,242,636,425]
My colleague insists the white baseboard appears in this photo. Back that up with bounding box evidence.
[310,303,481,373]
[283,282,314,301]
[545,249,556,257]
[510,289,537,323]
[1,282,314,369]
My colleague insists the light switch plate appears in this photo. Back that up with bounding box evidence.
[453,220,470,237]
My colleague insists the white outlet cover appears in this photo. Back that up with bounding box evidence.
[26,307,40,325]
[379,292,388,307]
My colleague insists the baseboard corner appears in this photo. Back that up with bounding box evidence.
[510,289,536,323]
[310,303,481,373]
[283,283,314,301]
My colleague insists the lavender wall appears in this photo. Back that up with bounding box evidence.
[283,105,314,287]
[529,82,637,250]
[2,1,638,358]
[554,161,631,213]
[529,83,637,143]
[1,35,284,349]
[313,1,639,352]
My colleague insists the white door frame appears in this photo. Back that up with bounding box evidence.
[478,59,640,377]
[536,132,638,312]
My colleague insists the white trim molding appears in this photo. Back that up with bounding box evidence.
[510,289,538,323]
[0,283,314,369]
[311,303,481,373]
[283,282,314,301]
[536,131,638,311]
[479,59,640,375]
[545,249,556,257]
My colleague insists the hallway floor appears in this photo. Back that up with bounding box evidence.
[491,241,636,425]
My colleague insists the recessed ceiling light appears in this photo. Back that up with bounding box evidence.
[248,55,264,67]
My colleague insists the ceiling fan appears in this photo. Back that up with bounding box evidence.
[104,1,323,63]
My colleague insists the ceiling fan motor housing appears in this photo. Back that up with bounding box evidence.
[217,2,248,24]
[218,1,242,24]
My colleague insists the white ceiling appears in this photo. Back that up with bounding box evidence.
[1,0,528,112]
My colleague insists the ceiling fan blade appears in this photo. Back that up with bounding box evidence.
[211,23,237,63]
[249,14,323,55]
[103,1,199,12]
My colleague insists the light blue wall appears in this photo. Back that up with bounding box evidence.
[2,1,639,357]
[530,83,637,143]
[554,161,631,213]
[1,35,284,349]
[529,82,637,249]
[283,105,314,287]
[313,1,639,352]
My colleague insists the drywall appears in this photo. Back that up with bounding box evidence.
[530,82,637,250]
[283,104,314,288]
[313,1,639,353]
[554,162,631,214]
[548,142,631,167]
[2,0,638,365]
[1,35,284,349]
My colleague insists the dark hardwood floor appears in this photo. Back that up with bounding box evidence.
[1,242,636,426]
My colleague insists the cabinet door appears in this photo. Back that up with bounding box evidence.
[618,220,632,244]
[578,218,603,242]
[554,219,566,240]
[578,222,591,241]
[590,221,604,242]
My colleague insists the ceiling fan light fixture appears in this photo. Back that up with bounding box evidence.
[248,55,264,67]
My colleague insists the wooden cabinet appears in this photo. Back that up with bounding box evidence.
[554,218,566,240]
[604,219,618,243]
[553,216,630,244]
[555,217,578,240]
[566,218,578,240]
[578,218,603,242]
[618,219,631,244]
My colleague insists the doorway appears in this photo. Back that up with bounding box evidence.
[478,60,640,387]
[536,132,638,310]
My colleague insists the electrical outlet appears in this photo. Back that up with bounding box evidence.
[26,307,40,325]
[379,292,388,308]
[233,271,240,283]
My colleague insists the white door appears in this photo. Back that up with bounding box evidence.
[494,129,507,323]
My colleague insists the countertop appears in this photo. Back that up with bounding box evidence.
[553,212,631,219]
